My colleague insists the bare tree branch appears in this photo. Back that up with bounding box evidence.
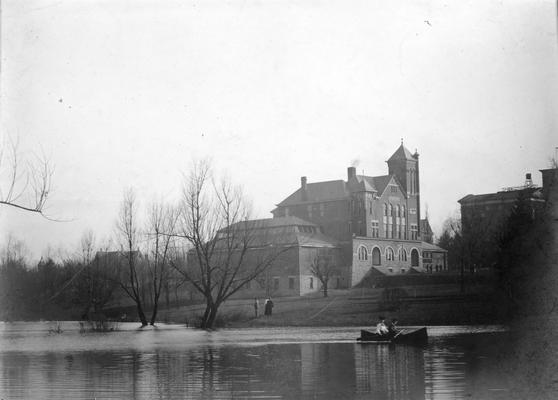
[0,137,54,216]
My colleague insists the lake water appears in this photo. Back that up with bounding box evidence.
[0,322,524,399]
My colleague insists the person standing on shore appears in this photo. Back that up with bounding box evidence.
[254,298,259,318]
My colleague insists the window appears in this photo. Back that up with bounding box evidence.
[348,221,352,233]
[411,224,418,240]
[289,277,295,290]
[307,205,312,218]
[396,205,400,217]
[285,207,289,217]
[386,247,395,261]
[309,277,314,289]
[391,186,398,193]
[358,246,368,261]
[401,206,406,217]
[388,267,393,273]
[372,247,381,265]
[384,203,388,216]
[371,221,379,238]
[245,280,251,289]
[411,249,419,267]
[273,277,280,290]
[401,268,406,274]
[320,203,325,217]
[399,248,407,261]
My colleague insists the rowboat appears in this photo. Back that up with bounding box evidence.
[356,327,428,345]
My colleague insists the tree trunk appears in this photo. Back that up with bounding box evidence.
[460,259,465,294]
[150,302,158,325]
[200,301,219,330]
[165,281,170,309]
[136,300,148,326]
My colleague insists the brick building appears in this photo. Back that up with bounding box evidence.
[458,173,546,238]
[271,143,447,288]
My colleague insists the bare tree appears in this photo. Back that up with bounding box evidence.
[115,189,148,326]
[309,248,336,297]
[145,201,178,325]
[80,230,96,265]
[173,160,286,329]
[0,137,53,215]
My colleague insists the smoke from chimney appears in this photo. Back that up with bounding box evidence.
[350,158,360,168]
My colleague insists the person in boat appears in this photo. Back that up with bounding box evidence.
[375,316,389,336]
[388,318,399,335]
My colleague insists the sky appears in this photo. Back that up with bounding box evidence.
[1,0,557,261]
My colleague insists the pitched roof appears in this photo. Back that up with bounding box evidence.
[217,217,339,249]
[365,175,393,195]
[420,219,432,234]
[387,144,415,162]
[277,180,348,206]
[421,242,447,252]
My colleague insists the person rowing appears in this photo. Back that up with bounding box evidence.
[388,318,399,335]
[375,316,389,336]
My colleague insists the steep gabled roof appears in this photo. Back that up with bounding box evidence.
[277,180,348,206]
[387,144,415,162]
[368,175,393,195]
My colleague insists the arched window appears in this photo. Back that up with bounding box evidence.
[401,206,406,217]
[399,248,407,261]
[358,246,368,261]
[372,247,381,265]
[386,247,395,261]
[411,249,419,267]
[388,203,392,216]
[396,205,400,218]
[383,203,388,216]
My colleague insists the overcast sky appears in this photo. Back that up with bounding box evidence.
[1,0,556,260]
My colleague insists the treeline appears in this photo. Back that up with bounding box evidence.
[0,233,185,322]
[1,160,286,329]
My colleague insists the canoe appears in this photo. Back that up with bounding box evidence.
[356,327,428,345]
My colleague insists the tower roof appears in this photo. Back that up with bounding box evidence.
[387,144,415,162]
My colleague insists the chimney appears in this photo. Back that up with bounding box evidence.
[301,176,308,201]
[525,173,532,187]
[347,167,356,181]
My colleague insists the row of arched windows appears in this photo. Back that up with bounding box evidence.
[357,245,419,266]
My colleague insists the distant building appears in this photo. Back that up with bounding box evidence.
[457,169,557,271]
[420,218,434,244]
[458,173,546,238]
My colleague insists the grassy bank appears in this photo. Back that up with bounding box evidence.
[150,282,502,328]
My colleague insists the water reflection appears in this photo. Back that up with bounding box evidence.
[0,323,515,399]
